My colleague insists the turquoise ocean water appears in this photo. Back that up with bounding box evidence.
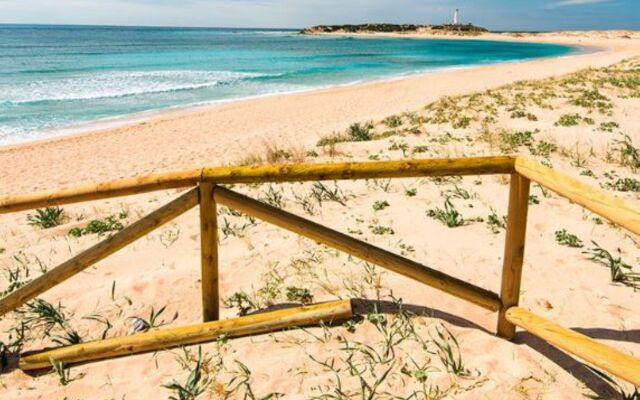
[0,25,576,145]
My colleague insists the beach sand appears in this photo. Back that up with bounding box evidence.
[0,31,639,399]
[1,31,639,193]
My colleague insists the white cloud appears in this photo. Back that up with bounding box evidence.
[546,0,612,8]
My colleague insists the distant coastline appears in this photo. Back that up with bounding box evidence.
[301,23,488,36]
[0,25,574,146]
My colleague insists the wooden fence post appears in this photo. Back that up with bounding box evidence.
[497,173,531,339]
[199,183,219,322]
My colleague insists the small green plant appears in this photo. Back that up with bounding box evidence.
[224,292,258,316]
[445,185,471,200]
[347,122,374,141]
[614,134,640,171]
[530,141,558,158]
[499,130,534,153]
[51,359,71,386]
[372,200,390,211]
[452,115,471,129]
[383,115,403,128]
[1,264,31,298]
[405,125,421,135]
[599,121,620,132]
[528,195,540,205]
[27,207,65,229]
[163,347,212,400]
[316,132,346,147]
[431,325,473,377]
[398,241,415,256]
[68,215,124,237]
[293,191,317,215]
[603,177,640,192]
[388,141,409,157]
[260,184,285,208]
[427,198,464,228]
[369,225,395,235]
[510,109,526,119]
[311,181,348,206]
[486,209,506,234]
[555,113,582,127]
[19,299,81,346]
[400,359,436,384]
[404,188,417,197]
[412,145,429,154]
[555,229,584,248]
[509,109,537,121]
[227,361,283,400]
[584,242,640,290]
[285,287,313,304]
[581,169,596,177]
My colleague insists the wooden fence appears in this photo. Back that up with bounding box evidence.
[0,156,638,386]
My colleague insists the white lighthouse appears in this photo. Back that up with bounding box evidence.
[453,9,460,25]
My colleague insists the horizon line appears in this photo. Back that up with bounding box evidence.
[0,22,302,30]
[0,22,580,34]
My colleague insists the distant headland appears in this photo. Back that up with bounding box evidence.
[301,23,489,36]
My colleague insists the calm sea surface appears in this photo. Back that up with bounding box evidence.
[0,25,576,144]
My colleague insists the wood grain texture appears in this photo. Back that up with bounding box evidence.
[506,307,640,386]
[19,300,353,370]
[0,169,201,214]
[202,156,516,184]
[214,187,501,311]
[497,174,531,339]
[0,188,199,317]
[515,156,640,236]
[199,183,219,322]
[0,157,515,214]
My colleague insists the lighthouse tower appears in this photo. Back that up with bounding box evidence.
[453,9,460,25]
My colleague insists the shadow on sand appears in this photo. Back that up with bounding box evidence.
[1,298,634,397]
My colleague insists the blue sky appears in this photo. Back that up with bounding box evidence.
[0,0,638,31]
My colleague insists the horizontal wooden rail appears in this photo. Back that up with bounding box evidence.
[0,188,199,317]
[214,186,502,311]
[0,169,201,214]
[515,157,640,236]
[0,157,515,215]
[506,307,640,386]
[19,300,353,370]
[203,156,516,184]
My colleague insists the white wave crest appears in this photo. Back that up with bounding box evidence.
[2,70,266,104]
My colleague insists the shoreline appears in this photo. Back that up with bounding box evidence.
[0,63,484,149]
[0,35,583,150]
[1,31,639,194]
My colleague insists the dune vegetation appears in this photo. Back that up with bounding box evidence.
[0,58,639,399]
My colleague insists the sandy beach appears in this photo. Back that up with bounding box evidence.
[1,31,639,194]
[1,30,639,399]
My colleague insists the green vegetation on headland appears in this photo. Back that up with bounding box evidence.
[301,23,489,35]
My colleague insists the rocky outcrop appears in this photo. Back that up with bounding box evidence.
[301,23,488,35]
